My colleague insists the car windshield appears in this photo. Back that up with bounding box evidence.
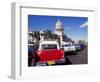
[41,44,57,50]
[64,44,70,47]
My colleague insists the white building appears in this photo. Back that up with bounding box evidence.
[28,32,33,42]
[28,32,37,44]
[55,19,64,36]
[55,19,64,43]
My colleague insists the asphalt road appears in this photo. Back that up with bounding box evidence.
[64,46,88,65]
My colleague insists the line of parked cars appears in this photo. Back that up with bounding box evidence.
[28,41,85,66]
[60,41,85,52]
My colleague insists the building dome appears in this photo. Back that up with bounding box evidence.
[55,19,64,36]
[55,19,63,30]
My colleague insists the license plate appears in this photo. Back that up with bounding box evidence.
[47,61,55,65]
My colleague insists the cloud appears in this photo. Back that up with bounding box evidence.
[80,21,88,28]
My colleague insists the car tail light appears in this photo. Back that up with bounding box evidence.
[61,50,64,54]
[61,50,64,58]
[37,51,42,55]
[62,55,64,58]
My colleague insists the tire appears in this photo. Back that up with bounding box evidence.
[31,57,36,66]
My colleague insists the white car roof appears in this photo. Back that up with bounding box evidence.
[61,41,69,45]
[39,41,60,50]
[40,41,58,44]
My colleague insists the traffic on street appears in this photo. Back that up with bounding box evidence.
[28,42,87,66]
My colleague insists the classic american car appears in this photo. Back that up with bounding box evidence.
[31,41,65,66]
[61,42,76,52]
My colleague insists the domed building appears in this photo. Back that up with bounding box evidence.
[55,19,64,43]
[55,19,64,36]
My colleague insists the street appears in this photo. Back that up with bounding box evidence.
[64,46,88,65]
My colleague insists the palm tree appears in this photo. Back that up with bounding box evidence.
[45,29,53,40]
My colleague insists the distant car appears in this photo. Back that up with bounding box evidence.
[61,43,76,52]
[34,41,65,66]
[74,44,81,51]
[79,43,85,50]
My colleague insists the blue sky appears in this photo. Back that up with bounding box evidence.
[28,15,88,42]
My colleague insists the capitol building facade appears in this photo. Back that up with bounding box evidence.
[55,19,64,36]
[55,19,64,43]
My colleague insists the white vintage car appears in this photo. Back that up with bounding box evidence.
[61,42,76,52]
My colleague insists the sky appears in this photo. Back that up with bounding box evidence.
[28,15,88,42]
